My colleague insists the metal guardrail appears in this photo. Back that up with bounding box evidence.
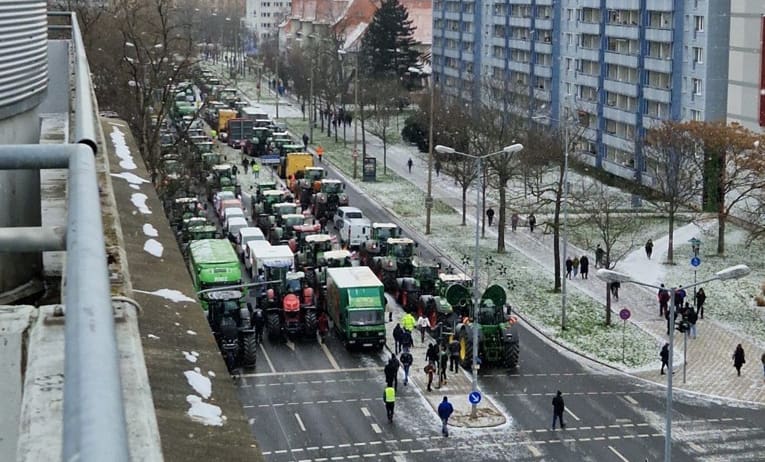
[0,11,128,462]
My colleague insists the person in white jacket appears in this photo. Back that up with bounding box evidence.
[416,314,431,344]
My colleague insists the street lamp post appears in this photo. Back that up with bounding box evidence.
[435,143,524,418]
[596,264,751,462]
[275,26,280,119]
[425,73,435,234]
[353,50,359,179]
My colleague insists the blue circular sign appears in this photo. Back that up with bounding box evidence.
[468,391,482,404]
[619,308,631,320]
[690,257,701,267]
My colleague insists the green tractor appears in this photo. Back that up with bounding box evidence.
[359,223,401,267]
[245,126,273,157]
[170,196,203,227]
[375,237,417,292]
[294,233,334,271]
[268,213,305,245]
[454,284,519,371]
[295,166,326,209]
[253,191,290,231]
[395,258,440,314]
[204,290,257,372]
[311,179,348,221]
[208,163,240,199]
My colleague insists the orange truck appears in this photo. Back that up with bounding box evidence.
[217,109,238,142]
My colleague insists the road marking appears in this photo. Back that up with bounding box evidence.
[361,407,371,417]
[371,423,382,434]
[239,366,381,378]
[295,412,306,431]
[526,444,542,457]
[259,343,276,373]
[321,341,341,370]
[624,395,638,405]
[286,339,296,351]
[565,407,581,422]
[608,445,630,462]
[688,442,704,453]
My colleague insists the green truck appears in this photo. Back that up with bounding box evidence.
[326,267,386,350]
[188,239,242,310]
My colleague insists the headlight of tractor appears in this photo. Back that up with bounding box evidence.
[378,331,385,336]
[352,333,357,338]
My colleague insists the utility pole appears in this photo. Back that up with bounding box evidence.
[275,27,280,119]
[425,73,434,234]
[309,60,314,144]
[353,51,359,179]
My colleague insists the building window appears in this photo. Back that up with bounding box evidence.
[694,16,704,32]
[690,109,702,121]
[692,78,702,95]
[693,47,703,63]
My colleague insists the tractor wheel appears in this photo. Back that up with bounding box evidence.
[243,335,258,368]
[266,313,281,342]
[503,341,520,369]
[304,310,318,337]
[459,329,473,371]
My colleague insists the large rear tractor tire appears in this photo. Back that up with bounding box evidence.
[459,329,473,371]
[503,341,519,369]
[266,313,281,343]
[304,309,318,337]
[243,335,258,367]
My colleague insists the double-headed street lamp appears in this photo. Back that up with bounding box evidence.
[435,143,524,418]
[596,264,750,462]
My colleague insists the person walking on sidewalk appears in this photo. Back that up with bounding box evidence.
[551,391,566,430]
[435,159,442,177]
[565,257,573,280]
[674,285,686,310]
[610,281,620,301]
[438,397,454,437]
[384,355,398,389]
[401,328,413,352]
[580,255,589,279]
[528,213,536,233]
[400,350,413,386]
[426,343,439,368]
[416,314,431,344]
[486,207,495,226]
[645,239,654,259]
[595,244,604,268]
[407,157,413,173]
[658,284,670,318]
[424,362,436,391]
[383,385,395,422]
[448,337,460,373]
[572,256,580,278]
[761,352,765,381]
[438,344,449,387]
[302,133,309,150]
[687,307,698,339]
[696,288,706,319]
[316,145,324,163]
[401,312,415,333]
[660,343,670,375]
[393,323,404,354]
[733,344,746,376]
[511,213,519,232]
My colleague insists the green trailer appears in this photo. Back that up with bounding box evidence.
[326,267,386,350]
[188,239,242,310]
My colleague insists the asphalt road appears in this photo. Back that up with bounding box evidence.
[193,89,765,461]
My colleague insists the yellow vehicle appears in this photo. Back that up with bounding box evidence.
[279,152,314,180]
[217,109,238,141]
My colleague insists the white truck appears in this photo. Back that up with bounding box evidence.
[249,244,294,280]
[334,206,371,249]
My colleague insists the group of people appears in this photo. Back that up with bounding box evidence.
[657,284,706,336]
[565,255,591,280]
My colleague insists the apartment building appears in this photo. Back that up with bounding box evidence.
[245,0,292,41]
[432,0,731,184]
[727,2,764,133]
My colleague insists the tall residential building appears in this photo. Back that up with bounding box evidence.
[245,0,292,41]
[727,2,764,133]
[432,0,732,184]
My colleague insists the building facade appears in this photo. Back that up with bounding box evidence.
[432,0,732,183]
[245,0,292,41]
[727,1,764,133]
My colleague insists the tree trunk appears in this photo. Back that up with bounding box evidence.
[717,214,726,256]
[497,179,507,253]
[481,168,486,238]
[360,102,367,156]
[382,126,387,174]
[667,210,675,264]
[605,283,612,326]
[461,186,467,226]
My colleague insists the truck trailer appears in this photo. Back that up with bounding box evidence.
[325,267,386,350]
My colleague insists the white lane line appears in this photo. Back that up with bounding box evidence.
[295,412,306,432]
[239,366,381,378]
[527,444,542,457]
[321,341,341,370]
[361,407,371,417]
[608,445,630,462]
[286,340,296,351]
[259,343,276,373]
[371,423,382,434]
[624,395,638,405]
[688,442,704,453]
[565,407,581,422]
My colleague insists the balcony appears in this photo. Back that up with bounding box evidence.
[575,72,599,88]
[442,48,460,59]
[607,0,640,8]
[603,79,638,98]
[534,18,553,30]
[576,99,598,115]
[602,133,636,153]
[509,16,532,28]
[644,56,672,74]
[533,65,552,79]
[646,0,674,11]
[602,158,637,179]
[578,47,600,62]
[534,41,552,54]
[603,106,637,125]
[645,27,673,42]
[508,60,531,74]
[604,52,638,68]
[605,24,639,40]
[491,36,507,47]
[643,86,672,104]
[577,0,601,8]
[443,11,461,22]
[577,22,600,35]
[508,38,531,51]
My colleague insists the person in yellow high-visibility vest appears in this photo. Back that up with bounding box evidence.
[251,162,260,177]
[401,312,415,333]
[383,386,395,422]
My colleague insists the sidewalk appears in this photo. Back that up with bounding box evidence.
[207,61,765,404]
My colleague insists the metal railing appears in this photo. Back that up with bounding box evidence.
[0,11,129,462]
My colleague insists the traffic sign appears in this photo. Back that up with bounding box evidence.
[690,256,701,267]
[619,308,631,321]
[468,391,482,405]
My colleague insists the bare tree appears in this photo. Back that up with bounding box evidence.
[645,121,704,264]
[366,78,403,174]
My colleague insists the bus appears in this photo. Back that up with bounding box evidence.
[188,239,242,310]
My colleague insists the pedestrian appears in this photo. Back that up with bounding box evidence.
[393,323,403,354]
[528,213,536,233]
[674,285,686,310]
[435,159,442,177]
[511,213,519,232]
[660,343,669,375]
[383,385,395,422]
[486,207,495,226]
[253,308,265,344]
[424,362,436,392]
[645,239,654,259]
[733,344,746,376]
[407,157,413,173]
[317,311,329,343]
[243,157,250,171]
[438,344,449,387]
[302,133,309,150]
[437,397,454,437]
[448,337,460,373]
[595,244,605,268]
[761,352,765,381]
[416,314,431,344]
[401,329,414,352]
[551,391,566,430]
[572,256,580,278]
[658,284,670,318]
[610,281,620,301]
[316,145,324,163]
[696,288,706,319]
[687,305,698,338]
[384,354,399,390]
[426,343,439,367]
[232,164,238,176]
[565,257,573,279]
[401,312,416,333]
[665,305,679,335]
[579,255,589,279]
[400,350,413,385]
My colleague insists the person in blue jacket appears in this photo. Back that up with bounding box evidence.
[437,396,454,437]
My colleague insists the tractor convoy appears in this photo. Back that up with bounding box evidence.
[158,67,520,373]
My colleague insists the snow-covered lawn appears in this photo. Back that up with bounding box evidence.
[661,223,765,347]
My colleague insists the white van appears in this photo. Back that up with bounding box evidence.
[222,206,245,223]
[226,216,249,242]
[249,244,294,279]
[246,240,272,272]
[334,206,371,249]
[237,227,266,261]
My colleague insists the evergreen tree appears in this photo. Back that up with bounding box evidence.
[360,0,420,80]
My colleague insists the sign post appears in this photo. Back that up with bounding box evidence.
[468,391,482,405]
[683,329,688,384]
[689,238,701,305]
[619,308,631,363]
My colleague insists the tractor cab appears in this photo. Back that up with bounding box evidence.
[201,151,221,169]
[322,249,352,268]
[273,202,301,222]
[161,154,183,180]
[298,234,333,267]
[372,223,400,241]
[282,144,305,155]
[204,290,257,371]
[387,237,417,260]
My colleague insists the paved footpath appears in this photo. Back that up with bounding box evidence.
[206,61,765,405]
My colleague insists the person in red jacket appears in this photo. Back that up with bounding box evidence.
[317,311,329,343]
